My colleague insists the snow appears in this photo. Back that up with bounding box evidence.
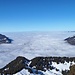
[15,60,75,75]
[0,31,75,75]
[14,69,30,75]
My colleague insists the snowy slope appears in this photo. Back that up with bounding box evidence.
[13,61,75,75]
[0,31,75,75]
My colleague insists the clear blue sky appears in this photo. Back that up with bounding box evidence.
[0,0,75,32]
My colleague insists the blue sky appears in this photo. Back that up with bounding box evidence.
[0,0,75,32]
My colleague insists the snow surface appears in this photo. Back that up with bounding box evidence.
[0,31,75,75]
[14,61,75,75]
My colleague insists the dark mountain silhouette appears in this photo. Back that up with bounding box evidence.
[64,36,75,45]
[0,34,13,44]
[0,56,75,75]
